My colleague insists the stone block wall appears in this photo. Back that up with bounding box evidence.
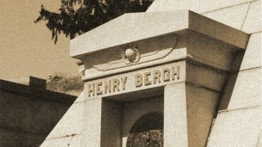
[149,0,261,146]
[205,1,261,146]
[0,79,76,147]
[41,92,85,146]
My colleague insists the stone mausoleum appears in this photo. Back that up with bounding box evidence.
[41,0,261,146]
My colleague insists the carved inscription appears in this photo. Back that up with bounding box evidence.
[87,65,180,97]
[135,66,180,87]
[88,77,127,97]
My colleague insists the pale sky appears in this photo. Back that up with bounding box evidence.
[0,0,79,83]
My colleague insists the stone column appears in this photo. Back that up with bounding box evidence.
[164,83,188,147]
[100,99,122,147]
[81,98,122,147]
[81,97,102,147]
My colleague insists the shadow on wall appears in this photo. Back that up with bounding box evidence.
[217,51,245,111]
[0,77,77,147]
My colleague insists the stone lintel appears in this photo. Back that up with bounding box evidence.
[70,10,249,59]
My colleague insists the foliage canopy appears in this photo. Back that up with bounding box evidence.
[47,72,83,94]
[35,0,154,43]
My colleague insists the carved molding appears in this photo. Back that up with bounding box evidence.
[93,38,178,72]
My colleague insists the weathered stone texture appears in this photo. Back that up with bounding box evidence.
[240,33,262,70]
[228,68,261,110]
[186,85,219,147]
[81,97,102,147]
[242,0,262,33]
[43,1,261,147]
[101,100,122,147]
[147,0,256,13]
[164,83,188,147]
[207,107,261,147]
[149,0,261,146]
[41,92,85,147]
[46,102,84,139]
[203,3,250,29]
[41,134,82,147]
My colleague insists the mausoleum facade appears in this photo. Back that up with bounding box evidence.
[41,0,261,147]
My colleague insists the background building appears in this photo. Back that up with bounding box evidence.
[0,77,76,147]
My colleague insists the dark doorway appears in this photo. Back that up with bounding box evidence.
[126,112,163,147]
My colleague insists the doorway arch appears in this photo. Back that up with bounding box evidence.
[126,112,163,147]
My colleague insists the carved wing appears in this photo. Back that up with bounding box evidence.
[93,47,174,72]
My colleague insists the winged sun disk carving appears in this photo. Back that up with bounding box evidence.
[93,47,175,72]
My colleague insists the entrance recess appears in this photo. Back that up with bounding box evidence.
[126,112,163,147]
[69,10,249,147]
